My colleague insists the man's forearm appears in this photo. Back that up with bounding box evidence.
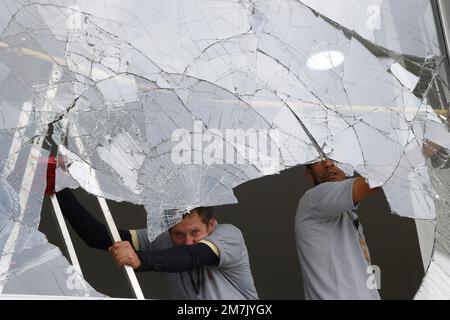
[352,176,380,205]
[56,189,132,250]
[136,243,219,273]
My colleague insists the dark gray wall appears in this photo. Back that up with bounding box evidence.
[39,165,424,299]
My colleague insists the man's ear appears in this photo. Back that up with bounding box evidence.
[208,217,217,233]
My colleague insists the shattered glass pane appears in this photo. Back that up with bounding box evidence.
[0,0,449,298]
[0,142,101,296]
[299,0,442,57]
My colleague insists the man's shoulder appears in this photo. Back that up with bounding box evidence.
[297,179,356,216]
[206,223,245,245]
[298,185,319,208]
[299,187,315,201]
[213,223,243,237]
[302,179,355,200]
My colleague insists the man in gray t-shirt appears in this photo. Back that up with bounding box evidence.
[295,159,381,300]
[109,208,258,300]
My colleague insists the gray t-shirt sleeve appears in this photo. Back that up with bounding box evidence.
[302,178,358,221]
[204,224,245,268]
[134,228,173,251]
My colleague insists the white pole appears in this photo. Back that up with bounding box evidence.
[49,194,84,276]
[97,197,145,299]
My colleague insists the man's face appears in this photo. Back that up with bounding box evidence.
[306,159,347,185]
[169,211,216,245]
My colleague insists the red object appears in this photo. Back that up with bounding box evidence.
[45,156,56,196]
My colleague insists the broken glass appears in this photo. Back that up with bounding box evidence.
[0,0,449,298]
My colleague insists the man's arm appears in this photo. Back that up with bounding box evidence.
[56,189,219,271]
[352,176,381,205]
[306,178,379,220]
[423,139,450,169]
[56,188,132,250]
[109,241,219,272]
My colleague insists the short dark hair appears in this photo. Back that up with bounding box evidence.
[188,206,214,224]
[305,163,312,169]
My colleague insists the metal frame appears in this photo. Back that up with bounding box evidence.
[437,0,450,61]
